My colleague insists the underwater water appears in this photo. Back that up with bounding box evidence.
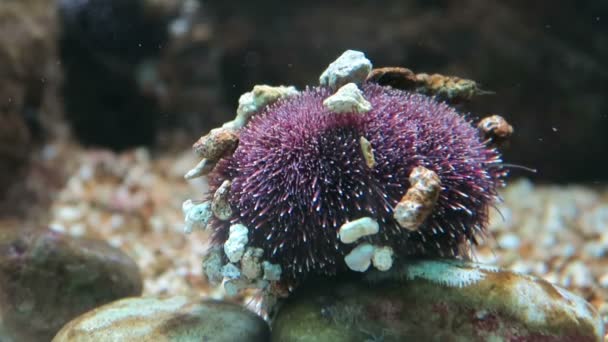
[0,0,607,341]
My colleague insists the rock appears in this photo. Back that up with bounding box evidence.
[59,0,173,149]
[0,0,58,200]
[272,260,603,341]
[211,0,608,182]
[0,225,142,342]
[52,296,270,342]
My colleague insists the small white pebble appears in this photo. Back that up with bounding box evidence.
[561,261,593,288]
[221,263,241,280]
[497,233,520,250]
[599,273,608,288]
[372,246,393,271]
[323,83,371,114]
[224,224,249,263]
[344,243,375,272]
[56,206,83,222]
[49,223,66,233]
[319,50,372,90]
[338,217,379,244]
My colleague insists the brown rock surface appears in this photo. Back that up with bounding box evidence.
[0,0,59,201]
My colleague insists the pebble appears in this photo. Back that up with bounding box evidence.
[319,50,372,90]
[338,217,379,244]
[497,233,521,250]
[322,83,372,114]
[0,225,142,342]
[224,224,249,263]
[344,243,374,272]
[52,297,270,342]
[273,260,604,341]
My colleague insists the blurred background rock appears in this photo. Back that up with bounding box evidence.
[6,0,600,182]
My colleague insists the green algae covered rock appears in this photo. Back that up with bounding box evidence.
[272,260,603,341]
[53,296,270,342]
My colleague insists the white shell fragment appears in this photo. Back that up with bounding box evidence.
[344,243,375,272]
[212,180,233,221]
[241,247,264,280]
[224,85,299,129]
[338,217,379,244]
[224,224,249,263]
[393,166,442,231]
[262,261,282,281]
[322,83,372,114]
[319,50,372,90]
[184,158,216,180]
[372,246,394,271]
[182,200,212,233]
[359,136,375,168]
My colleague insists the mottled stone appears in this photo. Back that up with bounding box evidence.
[0,0,57,202]
[0,225,142,342]
[319,50,372,90]
[272,260,603,341]
[52,297,270,342]
[192,127,239,162]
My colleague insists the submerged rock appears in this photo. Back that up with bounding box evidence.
[52,296,270,342]
[0,0,59,202]
[0,225,142,342]
[272,260,603,341]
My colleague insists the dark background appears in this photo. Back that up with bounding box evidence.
[3,0,608,184]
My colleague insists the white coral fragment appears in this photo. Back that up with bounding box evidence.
[372,246,394,271]
[344,243,375,272]
[338,217,379,244]
[224,85,298,129]
[182,200,212,233]
[323,83,372,114]
[224,224,249,263]
[319,50,372,90]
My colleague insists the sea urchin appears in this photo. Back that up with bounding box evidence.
[184,50,508,295]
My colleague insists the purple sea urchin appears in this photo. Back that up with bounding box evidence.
[205,82,506,283]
